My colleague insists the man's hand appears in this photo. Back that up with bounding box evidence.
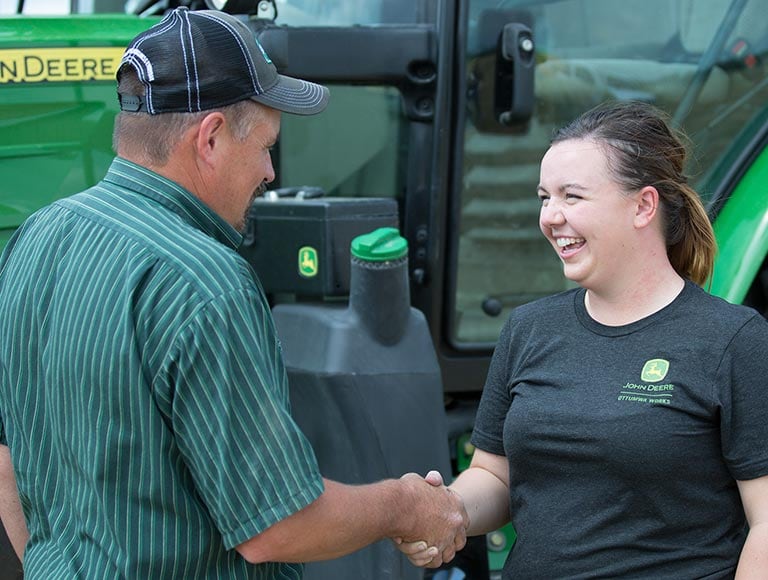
[396,450,511,568]
[394,471,467,567]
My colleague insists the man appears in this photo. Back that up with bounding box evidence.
[0,8,466,578]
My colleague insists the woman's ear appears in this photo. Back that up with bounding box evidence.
[634,186,659,229]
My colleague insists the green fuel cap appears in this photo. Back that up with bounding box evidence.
[351,227,408,262]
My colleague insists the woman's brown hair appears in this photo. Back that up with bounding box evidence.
[551,100,716,285]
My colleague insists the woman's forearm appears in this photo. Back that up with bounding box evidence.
[450,466,510,536]
[735,522,768,579]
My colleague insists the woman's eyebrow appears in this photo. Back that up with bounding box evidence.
[537,182,588,194]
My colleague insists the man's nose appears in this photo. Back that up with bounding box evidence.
[265,155,276,184]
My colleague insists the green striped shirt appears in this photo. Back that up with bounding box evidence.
[0,157,323,579]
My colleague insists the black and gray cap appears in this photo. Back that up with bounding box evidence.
[117,7,329,115]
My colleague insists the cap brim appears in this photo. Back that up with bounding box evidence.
[251,74,329,116]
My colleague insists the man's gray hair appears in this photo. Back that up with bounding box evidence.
[113,67,267,165]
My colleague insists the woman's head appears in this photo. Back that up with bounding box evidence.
[549,100,716,285]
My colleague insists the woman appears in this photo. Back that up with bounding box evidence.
[401,101,768,578]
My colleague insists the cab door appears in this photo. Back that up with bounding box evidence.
[446,0,768,386]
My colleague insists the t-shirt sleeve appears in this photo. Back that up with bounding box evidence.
[717,313,768,481]
[471,314,515,456]
[166,287,323,549]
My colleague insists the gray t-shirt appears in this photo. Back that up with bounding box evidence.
[472,281,768,579]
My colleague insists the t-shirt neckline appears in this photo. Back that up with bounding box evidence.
[574,280,694,337]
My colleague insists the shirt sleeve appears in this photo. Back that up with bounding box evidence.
[471,314,515,456]
[166,287,323,549]
[717,313,768,481]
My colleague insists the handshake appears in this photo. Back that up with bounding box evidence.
[392,470,469,568]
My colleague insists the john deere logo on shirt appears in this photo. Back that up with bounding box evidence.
[641,359,669,382]
[298,246,318,278]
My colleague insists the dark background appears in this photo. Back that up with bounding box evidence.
[0,524,22,580]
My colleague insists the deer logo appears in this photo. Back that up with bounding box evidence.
[641,359,669,382]
[298,246,319,278]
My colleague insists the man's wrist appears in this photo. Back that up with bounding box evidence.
[381,477,417,539]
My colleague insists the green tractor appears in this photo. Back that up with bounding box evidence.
[1,0,767,578]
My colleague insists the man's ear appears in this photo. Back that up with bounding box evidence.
[634,185,659,229]
[195,111,227,167]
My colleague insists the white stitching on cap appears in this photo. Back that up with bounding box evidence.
[121,49,155,81]
[121,50,154,112]
[199,11,261,92]
[178,10,198,112]
[268,81,325,107]
[130,15,178,114]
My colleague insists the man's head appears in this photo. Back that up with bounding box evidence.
[113,7,329,231]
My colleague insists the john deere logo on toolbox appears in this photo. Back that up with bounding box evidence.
[0,47,125,84]
[298,246,318,278]
[641,359,669,382]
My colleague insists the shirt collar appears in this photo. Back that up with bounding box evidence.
[103,157,243,250]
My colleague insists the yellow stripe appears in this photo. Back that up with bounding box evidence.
[0,47,124,84]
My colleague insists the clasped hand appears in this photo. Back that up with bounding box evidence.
[393,470,467,568]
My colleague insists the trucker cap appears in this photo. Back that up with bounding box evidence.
[117,7,329,115]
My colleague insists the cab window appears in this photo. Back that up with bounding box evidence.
[451,0,768,345]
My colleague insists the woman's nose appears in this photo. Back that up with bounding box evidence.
[540,201,565,226]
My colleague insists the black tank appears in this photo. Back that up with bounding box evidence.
[272,227,451,580]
